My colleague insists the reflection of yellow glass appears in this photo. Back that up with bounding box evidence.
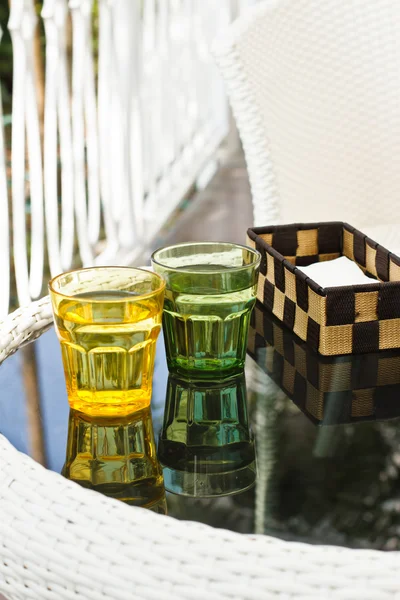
[62,407,167,514]
[49,267,165,417]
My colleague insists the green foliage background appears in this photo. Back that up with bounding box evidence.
[0,0,13,109]
[0,1,46,110]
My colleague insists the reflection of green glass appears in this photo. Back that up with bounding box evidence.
[158,373,256,497]
[62,408,167,513]
[151,242,260,378]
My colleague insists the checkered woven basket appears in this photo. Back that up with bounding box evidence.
[247,222,400,356]
[248,301,400,425]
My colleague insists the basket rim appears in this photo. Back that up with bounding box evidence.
[247,221,400,295]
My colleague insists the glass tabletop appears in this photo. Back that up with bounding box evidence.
[2,302,400,551]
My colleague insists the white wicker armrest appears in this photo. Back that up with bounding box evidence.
[1,434,400,600]
[0,296,52,365]
[1,298,400,599]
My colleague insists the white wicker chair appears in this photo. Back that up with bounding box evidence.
[1,305,400,599]
[213,0,400,252]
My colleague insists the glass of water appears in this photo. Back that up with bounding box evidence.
[151,242,260,378]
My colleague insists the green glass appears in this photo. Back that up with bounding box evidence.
[62,407,167,513]
[151,242,261,378]
[158,373,256,497]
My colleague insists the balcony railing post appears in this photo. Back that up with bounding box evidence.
[9,0,44,306]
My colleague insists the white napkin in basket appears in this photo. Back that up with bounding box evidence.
[297,256,375,288]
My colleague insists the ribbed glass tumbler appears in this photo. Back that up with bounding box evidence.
[49,267,165,417]
[151,242,261,379]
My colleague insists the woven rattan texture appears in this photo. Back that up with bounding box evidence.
[247,222,400,356]
[2,434,400,600]
[248,302,400,426]
[213,0,400,235]
[0,296,53,365]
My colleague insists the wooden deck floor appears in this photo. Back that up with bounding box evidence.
[160,150,253,247]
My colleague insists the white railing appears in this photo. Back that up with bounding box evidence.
[1,0,257,316]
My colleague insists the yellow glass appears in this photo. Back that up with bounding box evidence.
[49,267,165,417]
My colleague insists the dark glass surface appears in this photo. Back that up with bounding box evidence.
[2,313,400,551]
